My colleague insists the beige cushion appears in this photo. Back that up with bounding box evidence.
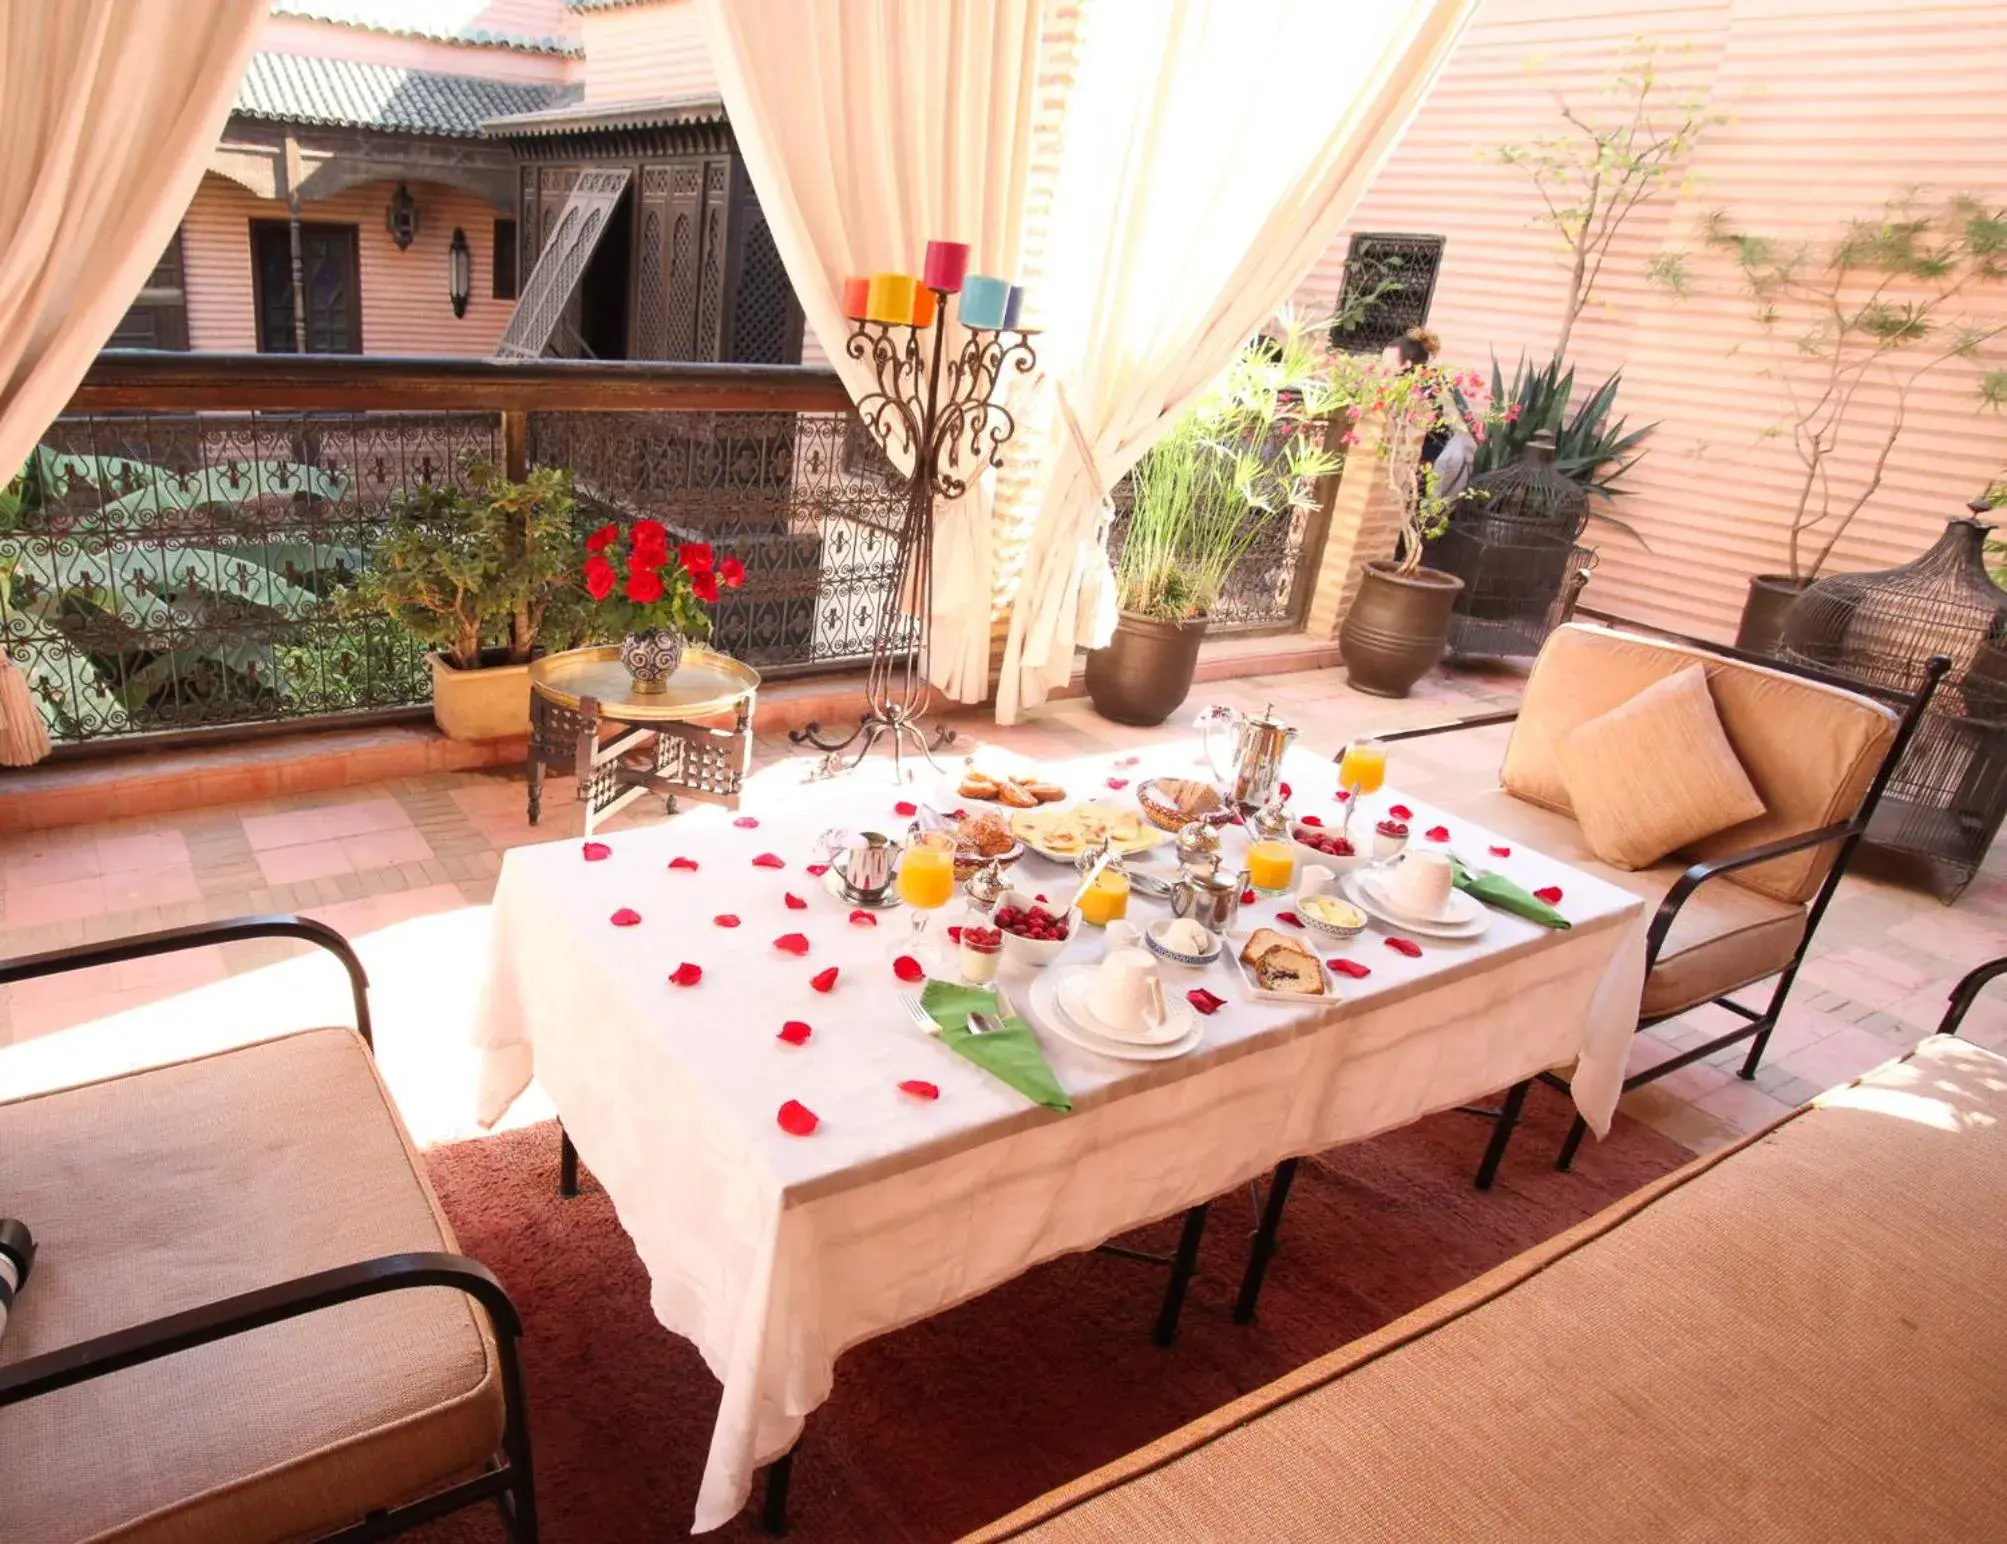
[1557,665,1766,870]
[1439,788,1805,1019]
[968,1035,2007,1542]
[1502,624,1896,903]
[0,1028,504,1544]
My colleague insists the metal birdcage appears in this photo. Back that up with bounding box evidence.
[1779,512,2007,900]
[1432,431,1596,659]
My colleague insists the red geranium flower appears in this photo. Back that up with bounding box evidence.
[626,565,665,604]
[631,519,670,561]
[584,555,617,600]
[720,556,746,589]
[585,522,618,554]
[691,567,721,604]
[679,541,715,574]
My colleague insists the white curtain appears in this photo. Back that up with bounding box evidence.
[995,0,1473,720]
[0,0,266,763]
[696,0,1045,704]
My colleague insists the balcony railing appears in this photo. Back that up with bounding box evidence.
[5,353,909,749]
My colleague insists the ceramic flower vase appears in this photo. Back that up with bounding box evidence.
[620,629,685,695]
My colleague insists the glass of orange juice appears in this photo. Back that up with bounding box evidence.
[1078,866,1130,926]
[893,834,957,968]
[1247,838,1295,896]
[1339,738,1387,839]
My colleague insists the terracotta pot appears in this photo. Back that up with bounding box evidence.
[429,650,531,742]
[1339,561,1465,698]
[1085,612,1210,727]
[1735,574,1811,655]
[619,628,687,694]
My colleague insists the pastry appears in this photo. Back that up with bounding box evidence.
[1255,948,1324,995]
[998,779,1041,809]
[1238,927,1296,967]
[959,770,1000,800]
[958,810,1016,857]
[1027,780,1067,803]
[1158,777,1223,819]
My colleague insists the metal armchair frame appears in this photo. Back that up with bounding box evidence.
[1229,637,1948,1328]
[0,916,537,1544]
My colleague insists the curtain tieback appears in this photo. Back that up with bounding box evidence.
[1054,383,1114,512]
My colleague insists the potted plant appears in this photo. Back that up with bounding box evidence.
[348,456,579,741]
[1084,310,1343,725]
[580,520,745,692]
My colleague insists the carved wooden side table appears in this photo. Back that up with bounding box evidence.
[526,645,761,838]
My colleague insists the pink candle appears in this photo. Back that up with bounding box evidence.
[922,240,970,293]
[840,276,871,318]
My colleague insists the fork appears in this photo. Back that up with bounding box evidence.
[900,993,939,1035]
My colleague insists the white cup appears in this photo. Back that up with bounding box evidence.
[1104,919,1143,951]
[1390,848,1455,918]
[1086,947,1168,1037]
[1297,863,1336,900]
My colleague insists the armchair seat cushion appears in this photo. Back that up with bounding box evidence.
[0,1028,503,1544]
[1443,788,1807,1020]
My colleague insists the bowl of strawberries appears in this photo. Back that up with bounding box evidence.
[1290,822,1361,872]
[992,888,1079,967]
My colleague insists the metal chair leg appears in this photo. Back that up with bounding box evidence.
[761,1448,794,1536]
[1233,1158,1299,1324]
[1555,1113,1590,1172]
[1473,1079,1531,1190]
[1151,1204,1209,1348]
[558,1124,578,1198]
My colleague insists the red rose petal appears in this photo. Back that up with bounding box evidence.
[1388,804,1413,820]
[1279,782,1292,799]
[1385,937,1422,958]
[810,966,839,993]
[774,933,811,956]
[1334,788,1352,803]
[1186,987,1226,1015]
[1328,958,1372,979]
[752,853,785,869]
[777,1020,812,1046]
[1277,911,1304,928]
[848,909,879,927]
[610,908,642,927]
[777,1099,818,1136]
[1105,776,1130,790]
[806,863,830,877]
[582,841,612,861]
[1034,893,1048,904]
[898,1079,940,1100]
[892,954,925,982]
[669,856,700,871]
[894,800,919,817]
[1425,825,1451,843]
[947,809,968,821]
[1300,814,1324,828]
[733,815,760,829]
[1534,886,1564,906]
[1241,888,1257,906]
[714,914,741,928]
[669,962,703,986]
[784,892,808,910]
[1489,845,1512,858]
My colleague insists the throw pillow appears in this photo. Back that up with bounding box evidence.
[1558,664,1766,870]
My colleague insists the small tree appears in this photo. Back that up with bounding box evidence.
[1496,40,1713,357]
[1703,195,2007,579]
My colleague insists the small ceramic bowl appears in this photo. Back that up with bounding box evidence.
[1295,894,1368,941]
[993,886,1080,968]
[1144,917,1223,967]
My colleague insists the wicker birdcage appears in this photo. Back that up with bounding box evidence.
[1432,431,1595,659]
[1779,512,2007,900]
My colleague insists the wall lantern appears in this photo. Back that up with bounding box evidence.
[448,227,471,318]
[386,182,419,250]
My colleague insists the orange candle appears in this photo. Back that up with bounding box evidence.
[840,276,871,318]
[909,287,938,329]
[865,272,917,324]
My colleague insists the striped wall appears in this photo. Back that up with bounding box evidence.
[579,0,716,103]
[182,173,517,356]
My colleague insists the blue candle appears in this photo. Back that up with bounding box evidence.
[1002,284,1026,329]
[959,275,1010,330]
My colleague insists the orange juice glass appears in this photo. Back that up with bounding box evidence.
[896,844,956,911]
[1340,739,1387,797]
[1247,838,1294,895]
[1079,867,1130,926]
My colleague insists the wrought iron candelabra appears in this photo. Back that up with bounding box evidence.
[791,290,1037,778]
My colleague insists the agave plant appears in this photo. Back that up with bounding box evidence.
[1473,354,1655,500]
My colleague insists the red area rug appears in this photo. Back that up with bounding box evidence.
[423,1096,1689,1542]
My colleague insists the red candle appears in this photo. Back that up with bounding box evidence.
[922,240,970,293]
[840,276,871,318]
[910,287,938,329]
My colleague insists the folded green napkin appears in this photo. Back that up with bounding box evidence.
[1450,857,1570,930]
[921,978,1073,1113]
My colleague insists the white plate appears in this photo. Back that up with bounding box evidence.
[1225,929,1337,1004]
[1030,971,1204,1061]
[1343,870,1489,939]
[1054,965,1196,1046]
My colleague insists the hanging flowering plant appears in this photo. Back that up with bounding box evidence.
[581,518,745,638]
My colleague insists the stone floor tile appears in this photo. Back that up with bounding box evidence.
[1776,1022,1910,1090]
[254,840,352,886]
[340,827,433,870]
[1794,949,1939,1011]
[1692,1077,1799,1133]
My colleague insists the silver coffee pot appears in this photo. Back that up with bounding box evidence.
[1197,702,1298,815]
[823,829,902,902]
[1171,866,1245,933]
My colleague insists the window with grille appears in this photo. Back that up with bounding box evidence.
[250,221,362,354]
[1332,233,1445,354]
[493,218,519,300]
[109,226,190,350]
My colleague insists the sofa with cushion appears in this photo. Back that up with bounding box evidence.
[966,1031,2007,1543]
[0,916,536,1544]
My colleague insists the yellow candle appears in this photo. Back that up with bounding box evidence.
[1078,867,1130,926]
[1247,839,1294,895]
[865,272,917,324]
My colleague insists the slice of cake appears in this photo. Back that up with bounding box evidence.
[1255,946,1324,995]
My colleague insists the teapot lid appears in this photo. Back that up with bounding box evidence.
[1245,701,1294,731]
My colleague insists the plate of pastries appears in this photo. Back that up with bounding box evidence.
[958,762,1067,809]
[1008,801,1168,860]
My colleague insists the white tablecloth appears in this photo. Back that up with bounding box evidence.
[472,742,1644,1530]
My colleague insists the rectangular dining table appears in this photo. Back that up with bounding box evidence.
[472,741,1645,1532]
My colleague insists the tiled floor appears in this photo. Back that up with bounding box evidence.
[5,659,2006,1165]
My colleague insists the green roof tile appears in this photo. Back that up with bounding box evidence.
[235,52,577,139]
[269,2,582,55]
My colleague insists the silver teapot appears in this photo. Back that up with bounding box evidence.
[823,829,902,903]
[1171,866,1246,933]
[1198,702,1298,815]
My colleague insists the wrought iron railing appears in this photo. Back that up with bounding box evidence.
[4,353,905,748]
